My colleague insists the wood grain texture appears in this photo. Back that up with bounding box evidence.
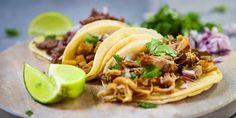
[0,42,236,118]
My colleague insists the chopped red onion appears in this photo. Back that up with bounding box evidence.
[189,27,232,56]
[182,70,195,75]
[180,82,189,89]
[214,56,224,63]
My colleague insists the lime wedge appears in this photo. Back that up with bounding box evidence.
[28,12,73,36]
[23,64,86,104]
[48,64,86,98]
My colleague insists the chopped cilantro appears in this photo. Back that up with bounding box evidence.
[137,102,158,109]
[113,54,123,62]
[25,110,33,117]
[5,28,19,37]
[45,35,56,40]
[85,33,99,45]
[142,4,222,36]
[135,60,141,65]
[142,65,162,78]
[110,64,121,70]
[130,73,137,80]
[213,4,227,14]
[146,39,176,57]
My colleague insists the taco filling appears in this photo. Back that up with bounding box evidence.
[98,35,217,103]
[63,33,111,73]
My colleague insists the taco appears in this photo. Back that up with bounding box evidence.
[62,27,162,81]
[98,35,222,104]
[29,20,128,63]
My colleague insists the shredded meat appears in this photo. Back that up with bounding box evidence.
[35,32,75,63]
[168,35,191,54]
[139,53,178,72]
[80,8,125,25]
[130,67,143,76]
[121,60,141,68]
[152,73,178,93]
[100,70,122,85]
[98,77,150,102]
[36,39,58,50]
[175,52,199,66]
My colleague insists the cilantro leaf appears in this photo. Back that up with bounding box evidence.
[85,33,99,45]
[130,73,137,80]
[146,39,176,57]
[5,28,19,37]
[213,4,227,14]
[25,110,33,117]
[137,102,158,109]
[113,54,123,62]
[110,64,121,70]
[142,65,162,78]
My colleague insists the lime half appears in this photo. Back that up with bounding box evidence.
[23,64,86,104]
[28,12,73,36]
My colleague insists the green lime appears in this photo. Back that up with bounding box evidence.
[23,64,86,104]
[28,12,73,36]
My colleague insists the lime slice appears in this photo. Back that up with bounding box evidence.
[23,64,86,104]
[28,12,73,36]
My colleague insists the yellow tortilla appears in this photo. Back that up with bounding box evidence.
[103,38,223,104]
[86,28,163,80]
[29,20,128,62]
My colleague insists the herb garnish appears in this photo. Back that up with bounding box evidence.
[5,28,19,37]
[25,110,33,117]
[110,64,122,70]
[130,73,137,80]
[213,4,227,14]
[142,4,221,36]
[146,39,176,57]
[142,65,162,78]
[85,33,99,45]
[113,54,123,62]
[137,102,158,109]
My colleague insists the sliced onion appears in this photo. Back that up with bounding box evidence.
[214,56,223,63]
[182,70,195,75]
[124,69,131,78]
[180,82,189,89]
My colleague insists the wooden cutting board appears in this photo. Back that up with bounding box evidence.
[1,42,236,118]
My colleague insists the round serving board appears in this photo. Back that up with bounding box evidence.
[0,42,236,118]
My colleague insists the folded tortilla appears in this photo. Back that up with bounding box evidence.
[63,27,162,81]
[103,38,223,104]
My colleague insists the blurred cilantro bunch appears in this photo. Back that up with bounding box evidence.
[141,5,222,36]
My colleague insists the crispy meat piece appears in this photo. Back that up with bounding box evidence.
[139,53,178,72]
[82,61,93,73]
[75,55,87,67]
[80,8,125,25]
[76,42,94,55]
